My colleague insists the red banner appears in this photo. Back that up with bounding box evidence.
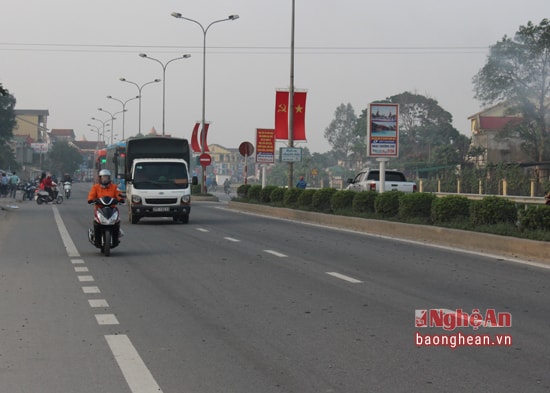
[191,123,200,152]
[191,122,210,152]
[200,123,210,152]
[275,91,289,139]
[274,90,307,141]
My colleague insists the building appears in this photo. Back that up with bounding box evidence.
[13,109,49,142]
[49,128,75,143]
[468,103,528,166]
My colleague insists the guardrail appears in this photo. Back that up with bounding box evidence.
[434,192,546,205]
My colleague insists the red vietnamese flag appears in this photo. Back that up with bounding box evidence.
[293,91,307,141]
[275,90,289,139]
[274,90,307,141]
[200,123,210,152]
[191,122,211,152]
[191,123,201,152]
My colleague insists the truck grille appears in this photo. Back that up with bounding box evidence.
[145,198,178,204]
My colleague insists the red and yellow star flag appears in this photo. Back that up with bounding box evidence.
[274,90,307,141]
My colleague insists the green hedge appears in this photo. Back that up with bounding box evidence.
[298,189,316,210]
[237,184,252,198]
[260,185,278,203]
[352,191,377,214]
[517,205,550,231]
[312,188,338,213]
[399,192,436,220]
[284,188,303,208]
[248,185,263,202]
[270,187,285,205]
[431,195,471,223]
[331,190,357,211]
[470,196,517,225]
[375,191,403,217]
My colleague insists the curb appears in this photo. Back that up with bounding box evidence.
[228,201,550,266]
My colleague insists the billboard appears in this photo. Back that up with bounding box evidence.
[255,128,275,163]
[367,103,399,157]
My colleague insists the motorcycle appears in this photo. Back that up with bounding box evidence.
[88,196,122,257]
[22,182,37,201]
[36,184,63,204]
[63,181,72,199]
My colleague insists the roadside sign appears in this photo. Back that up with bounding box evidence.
[279,147,302,162]
[239,141,254,157]
[199,153,211,167]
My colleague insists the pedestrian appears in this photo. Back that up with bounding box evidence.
[296,175,307,189]
[0,172,7,197]
[9,171,19,198]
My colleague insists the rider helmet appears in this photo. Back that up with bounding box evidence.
[98,169,111,186]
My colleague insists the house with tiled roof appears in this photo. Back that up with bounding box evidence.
[468,103,529,165]
[50,128,75,142]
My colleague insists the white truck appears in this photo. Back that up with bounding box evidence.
[346,169,417,193]
[125,136,198,224]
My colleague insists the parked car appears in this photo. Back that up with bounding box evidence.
[346,169,417,193]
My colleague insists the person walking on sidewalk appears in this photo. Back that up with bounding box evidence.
[9,171,19,198]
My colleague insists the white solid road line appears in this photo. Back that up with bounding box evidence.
[52,205,80,258]
[105,334,164,393]
[326,272,363,284]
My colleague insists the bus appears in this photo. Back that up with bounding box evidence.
[93,149,107,182]
[105,141,126,194]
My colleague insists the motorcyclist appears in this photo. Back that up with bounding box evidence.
[40,172,55,200]
[63,173,72,183]
[223,178,231,194]
[87,169,124,247]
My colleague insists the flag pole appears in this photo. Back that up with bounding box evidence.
[288,0,295,189]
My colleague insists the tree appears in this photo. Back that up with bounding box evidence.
[0,84,17,169]
[473,18,550,162]
[324,103,359,169]
[48,141,83,176]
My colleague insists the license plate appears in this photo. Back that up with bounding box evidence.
[153,207,170,212]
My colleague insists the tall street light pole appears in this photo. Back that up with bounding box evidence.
[98,108,117,145]
[171,11,239,194]
[107,95,139,141]
[119,78,161,136]
[139,53,191,136]
[91,117,110,144]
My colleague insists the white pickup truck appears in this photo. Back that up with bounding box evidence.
[346,169,417,193]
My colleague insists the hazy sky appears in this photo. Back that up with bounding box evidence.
[1,0,548,153]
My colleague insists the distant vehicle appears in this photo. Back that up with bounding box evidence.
[125,137,198,224]
[346,169,417,193]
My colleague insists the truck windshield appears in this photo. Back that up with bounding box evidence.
[133,162,189,189]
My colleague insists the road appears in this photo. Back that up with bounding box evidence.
[0,183,548,392]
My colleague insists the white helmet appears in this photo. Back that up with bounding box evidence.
[99,169,111,185]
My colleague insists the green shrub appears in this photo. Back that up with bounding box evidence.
[517,205,550,231]
[375,191,403,218]
[248,185,263,202]
[298,189,317,209]
[260,185,278,203]
[270,187,285,205]
[399,192,436,220]
[431,195,471,223]
[352,191,377,213]
[312,188,338,213]
[284,188,303,207]
[237,184,252,199]
[330,190,357,211]
[470,196,517,225]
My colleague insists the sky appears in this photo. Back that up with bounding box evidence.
[1,0,548,154]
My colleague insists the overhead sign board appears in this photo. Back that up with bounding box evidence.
[279,147,302,162]
[367,103,399,158]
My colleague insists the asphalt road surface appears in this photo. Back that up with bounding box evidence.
[0,183,548,392]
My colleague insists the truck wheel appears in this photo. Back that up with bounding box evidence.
[129,209,139,224]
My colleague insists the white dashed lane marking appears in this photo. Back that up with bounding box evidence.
[326,272,363,284]
[82,286,101,294]
[89,299,109,308]
[95,314,120,325]
[264,250,288,258]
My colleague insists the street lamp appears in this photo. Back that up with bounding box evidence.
[88,124,102,145]
[119,78,161,136]
[98,108,117,145]
[139,53,191,136]
[171,11,239,194]
[91,117,110,143]
[107,95,139,141]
